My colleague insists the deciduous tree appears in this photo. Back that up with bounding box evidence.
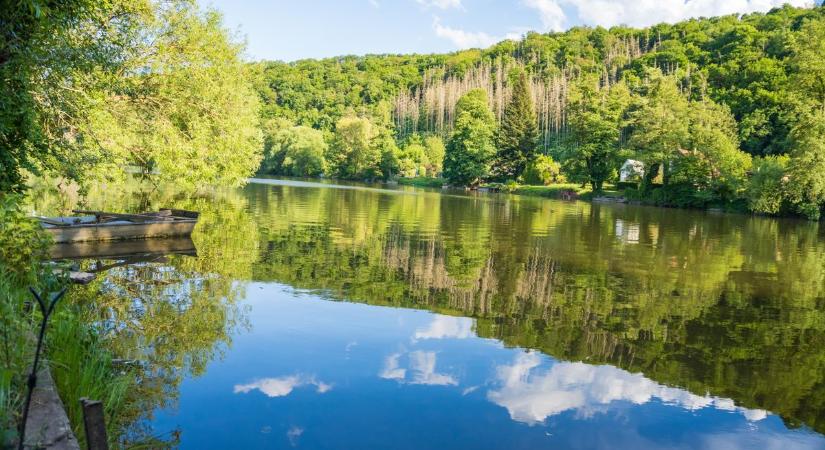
[444,89,497,187]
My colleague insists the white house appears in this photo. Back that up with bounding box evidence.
[620,159,645,182]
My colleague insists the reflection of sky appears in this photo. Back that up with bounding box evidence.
[151,283,825,449]
[413,315,474,341]
[488,352,767,425]
[380,351,457,386]
[234,375,332,398]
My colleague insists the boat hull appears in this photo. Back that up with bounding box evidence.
[49,236,197,259]
[45,220,197,243]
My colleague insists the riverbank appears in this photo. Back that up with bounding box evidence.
[395,177,610,198]
[0,194,145,449]
[393,177,768,217]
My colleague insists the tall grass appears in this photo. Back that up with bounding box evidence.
[0,194,51,447]
[0,272,35,448]
[0,193,138,448]
[47,309,135,448]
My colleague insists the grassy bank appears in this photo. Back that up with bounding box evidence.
[485,182,616,200]
[395,177,620,201]
[0,195,138,448]
[396,177,755,215]
[396,177,446,188]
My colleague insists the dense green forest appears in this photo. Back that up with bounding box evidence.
[254,4,825,218]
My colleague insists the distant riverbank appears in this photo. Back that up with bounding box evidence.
[394,177,777,218]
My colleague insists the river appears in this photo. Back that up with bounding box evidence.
[35,177,825,449]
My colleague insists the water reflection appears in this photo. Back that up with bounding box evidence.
[488,352,767,425]
[413,316,474,341]
[33,184,256,445]
[243,179,825,436]
[380,351,457,386]
[31,177,825,448]
[234,376,333,398]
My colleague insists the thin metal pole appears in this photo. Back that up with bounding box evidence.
[17,288,65,450]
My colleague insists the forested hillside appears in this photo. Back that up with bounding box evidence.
[254,4,825,218]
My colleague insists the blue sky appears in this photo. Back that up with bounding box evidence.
[201,0,814,62]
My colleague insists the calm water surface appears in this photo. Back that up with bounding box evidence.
[41,178,825,449]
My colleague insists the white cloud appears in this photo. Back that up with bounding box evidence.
[434,18,501,49]
[487,352,769,425]
[234,375,333,398]
[369,0,379,7]
[414,315,474,341]
[416,0,463,9]
[433,17,524,49]
[523,0,814,32]
[523,0,566,31]
[379,351,458,386]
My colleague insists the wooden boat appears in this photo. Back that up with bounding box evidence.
[38,209,199,243]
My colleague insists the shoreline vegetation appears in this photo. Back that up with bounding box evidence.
[2,0,825,447]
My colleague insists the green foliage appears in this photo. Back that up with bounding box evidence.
[396,177,445,188]
[522,155,563,185]
[329,115,383,180]
[0,0,151,192]
[259,118,294,174]
[627,70,691,187]
[565,79,629,192]
[423,135,446,176]
[786,111,825,219]
[255,54,445,131]
[0,195,51,446]
[494,71,539,180]
[444,90,497,186]
[676,99,752,201]
[395,134,445,178]
[0,271,34,448]
[376,132,402,180]
[790,18,825,114]
[89,3,262,189]
[260,124,328,177]
[399,138,428,178]
[47,309,134,448]
[0,0,261,192]
[0,195,52,285]
[243,5,825,217]
[747,155,789,214]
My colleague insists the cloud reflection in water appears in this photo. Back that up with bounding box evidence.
[413,315,474,341]
[234,375,332,398]
[380,350,457,386]
[487,352,768,425]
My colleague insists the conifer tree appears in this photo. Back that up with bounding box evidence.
[494,71,539,180]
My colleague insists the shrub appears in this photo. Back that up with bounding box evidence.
[522,155,563,185]
[746,156,789,215]
[0,195,51,286]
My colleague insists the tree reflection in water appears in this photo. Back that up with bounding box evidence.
[34,182,257,444]
[31,178,825,438]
